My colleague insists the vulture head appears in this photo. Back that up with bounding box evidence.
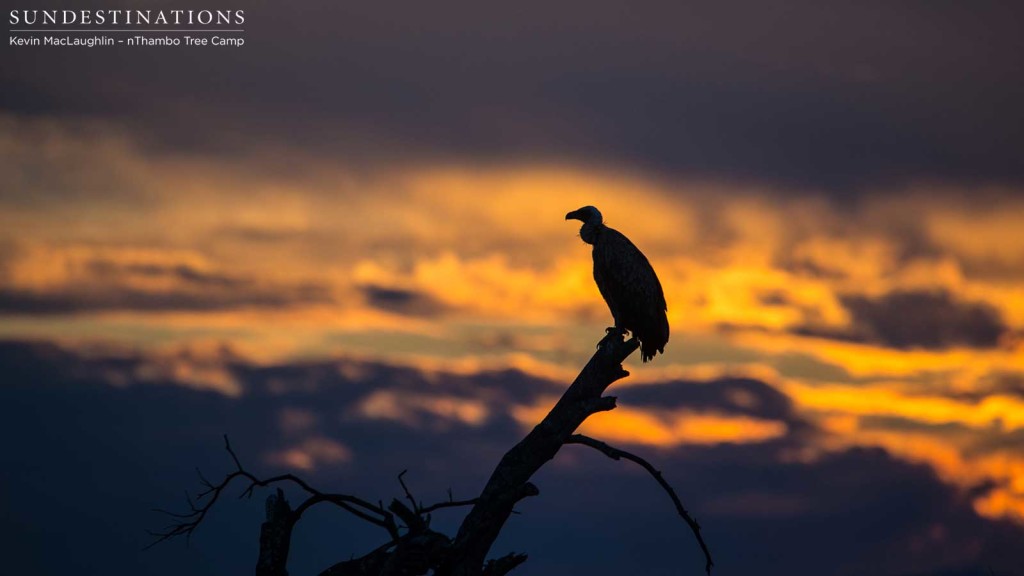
[565,205,602,224]
[566,205,603,244]
[569,204,598,242]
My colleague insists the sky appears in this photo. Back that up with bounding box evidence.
[2,1,1024,575]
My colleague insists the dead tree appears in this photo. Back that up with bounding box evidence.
[149,332,713,575]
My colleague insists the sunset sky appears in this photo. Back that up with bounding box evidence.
[3,2,1024,575]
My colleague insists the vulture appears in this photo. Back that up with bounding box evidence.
[566,205,669,362]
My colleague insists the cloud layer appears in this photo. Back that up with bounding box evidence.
[5,3,1024,573]
[4,3,1024,192]
[2,340,1023,575]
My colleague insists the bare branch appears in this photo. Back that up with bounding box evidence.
[447,333,639,576]
[148,436,399,549]
[224,434,244,470]
[397,469,419,513]
[292,494,400,540]
[196,467,213,489]
[419,497,479,515]
[482,552,528,576]
[566,433,714,575]
[145,467,248,549]
[152,329,715,576]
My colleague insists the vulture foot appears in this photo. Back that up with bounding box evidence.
[597,327,628,349]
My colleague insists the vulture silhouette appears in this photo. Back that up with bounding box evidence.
[566,206,669,362]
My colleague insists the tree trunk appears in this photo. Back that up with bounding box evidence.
[443,334,639,575]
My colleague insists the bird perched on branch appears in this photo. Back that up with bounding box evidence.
[566,206,669,362]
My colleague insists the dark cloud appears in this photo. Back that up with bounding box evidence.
[842,290,1007,350]
[2,339,1023,576]
[3,2,1023,193]
[756,289,793,307]
[359,284,448,317]
[90,261,250,289]
[988,371,1024,400]
[618,376,802,425]
[0,257,332,315]
[796,290,1007,350]
[0,239,16,282]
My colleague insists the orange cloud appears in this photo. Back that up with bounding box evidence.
[265,436,352,471]
[783,378,1024,521]
[512,399,787,447]
[783,380,1024,432]
[7,115,1024,529]
[810,423,1024,521]
[735,330,1024,383]
[6,117,1023,371]
[355,389,490,428]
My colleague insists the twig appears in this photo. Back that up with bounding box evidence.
[566,434,714,575]
[152,329,715,576]
[419,497,479,515]
[397,469,419,512]
[147,434,400,548]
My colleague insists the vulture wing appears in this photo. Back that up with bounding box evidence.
[593,228,669,362]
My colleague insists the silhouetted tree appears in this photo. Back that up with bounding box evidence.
[150,333,713,575]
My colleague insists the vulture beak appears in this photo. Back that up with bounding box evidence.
[565,209,583,221]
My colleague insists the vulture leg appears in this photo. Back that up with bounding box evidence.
[597,326,628,349]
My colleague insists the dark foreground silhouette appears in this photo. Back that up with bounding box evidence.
[150,333,711,576]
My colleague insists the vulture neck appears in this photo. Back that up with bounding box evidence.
[580,220,603,245]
